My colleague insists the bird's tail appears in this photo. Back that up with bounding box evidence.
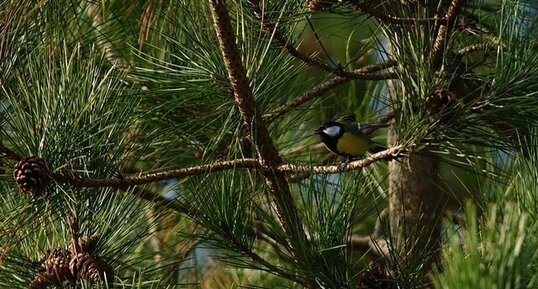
[369,143,387,154]
[358,122,389,133]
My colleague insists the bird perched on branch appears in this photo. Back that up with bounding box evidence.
[315,113,386,163]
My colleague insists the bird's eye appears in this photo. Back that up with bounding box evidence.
[322,126,340,137]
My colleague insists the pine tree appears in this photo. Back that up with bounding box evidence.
[0,0,537,288]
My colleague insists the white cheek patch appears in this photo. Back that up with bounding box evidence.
[323,126,341,137]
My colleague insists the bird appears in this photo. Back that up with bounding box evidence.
[314,113,385,162]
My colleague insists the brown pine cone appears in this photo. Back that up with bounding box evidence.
[307,0,338,11]
[39,248,73,283]
[31,248,73,288]
[79,235,100,254]
[29,275,50,289]
[13,156,49,195]
[357,261,394,289]
[70,252,114,283]
[425,89,457,116]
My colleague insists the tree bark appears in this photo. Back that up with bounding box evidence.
[387,120,446,284]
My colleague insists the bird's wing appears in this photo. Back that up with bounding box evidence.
[331,113,356,123]
[341,122,362,134]
[355,122,389,134]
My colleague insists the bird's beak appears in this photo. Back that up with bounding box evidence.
[314,127,322,135]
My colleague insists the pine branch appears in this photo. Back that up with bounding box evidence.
[253,224,294,262]
[248,0,397,79]
[262,76,350,122]
[361,112,394,135]
[345,1,446,25]
[281,143,326,157]
[347,235,389,258]
[431,0,466,68]
[226,231,313,287]
[373,208,388,239]
[450,43,497,70]
[86,2,129,67]
[208,0,308,250]
[286,153,336,183]
[456,43,495,56]
[164,232,209,282]
[130,187,187,214]
[0,144,22,161]
[262,61,397,122]
[54,159,260,188]
[69,215,82,254]
[278,145,402,174]
[53,146,402,189]
[0,140,238,216]
[348,235,371,252]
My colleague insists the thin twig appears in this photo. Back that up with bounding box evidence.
[262,76,349,122]
[348,235,371,253]
[346,1,446,25]
[0,144,22,161]
[280,143,326,157]
[373,208,388,239]
[262,62,397,122]
[69,215,81,255]
[362,112,395,135]
[248,0,397,79]
[258,234,293,262]
[86,2,129,67]
[165,229,210,282]
[130,186,188,214]
[455,43,495,57]
[376,111,395,124]
[54,159,259,188]
[348,235,389,258]
[253,220,294,262]
[227,232,312,287]
[431,0,466,68]
[450,43,497,70]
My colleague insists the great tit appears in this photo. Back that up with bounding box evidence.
[315,113,385,160]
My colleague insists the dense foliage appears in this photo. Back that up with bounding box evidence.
[0,0,536,288]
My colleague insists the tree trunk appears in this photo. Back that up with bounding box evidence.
[388,119,446,284]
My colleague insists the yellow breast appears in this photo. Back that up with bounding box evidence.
[336,132,370,157]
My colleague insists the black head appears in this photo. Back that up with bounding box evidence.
[315,121,343,137]
[315,121,343,153]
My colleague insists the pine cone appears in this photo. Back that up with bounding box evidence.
[79,235,100,254]
[357,262,394,289]
[29,275,50,289]
[31,248,73,288]
[39,248,73,283]
[70,252,114,283]
[307,0,337,11]
[13,156,49,195]
[425,89,456,116]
